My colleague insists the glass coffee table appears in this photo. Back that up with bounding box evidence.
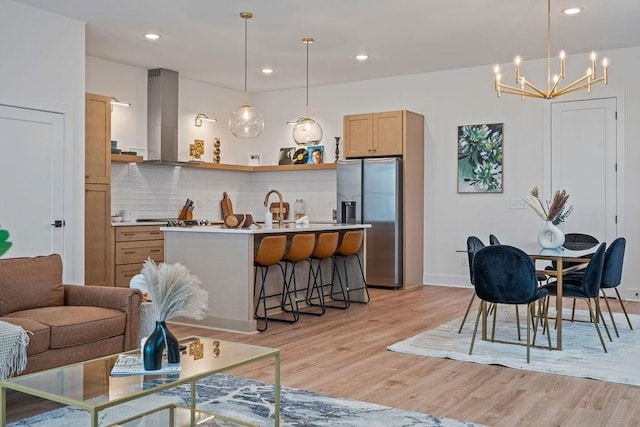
[0,336,280,426]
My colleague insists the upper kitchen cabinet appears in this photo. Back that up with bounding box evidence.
[85,93,111,184]
[344,110,420,158]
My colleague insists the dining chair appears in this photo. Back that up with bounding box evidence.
[564,238,630,337]
[549,232,600,321]
[253,235,291,332]
[458,236,486,333]
[332,230,370,307]
[542,243,610,352]
[490,234,548,286]
[469,245,551,363]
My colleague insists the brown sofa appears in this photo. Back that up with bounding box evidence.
[0,254,143,375]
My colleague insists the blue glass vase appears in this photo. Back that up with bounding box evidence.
[143,321,180,370]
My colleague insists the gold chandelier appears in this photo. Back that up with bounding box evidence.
[494,0,608,100]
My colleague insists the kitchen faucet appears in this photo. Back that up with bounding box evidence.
[264,189,285,227]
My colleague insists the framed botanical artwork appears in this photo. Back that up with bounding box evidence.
[457,123,503,193]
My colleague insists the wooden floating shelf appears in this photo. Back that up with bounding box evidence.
[111,154,336,172]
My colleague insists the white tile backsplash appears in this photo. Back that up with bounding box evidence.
[111,163,337,222]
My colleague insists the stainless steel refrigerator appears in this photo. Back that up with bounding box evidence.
[337,158,403,288]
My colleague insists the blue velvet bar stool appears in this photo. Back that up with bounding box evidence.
[253,235,290,332]
[332,230,370,307]
[281,233,316,318]
[306,231,340,313]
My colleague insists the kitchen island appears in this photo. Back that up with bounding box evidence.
[162,223,371,333]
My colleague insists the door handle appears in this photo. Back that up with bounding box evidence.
[51,220,65,228]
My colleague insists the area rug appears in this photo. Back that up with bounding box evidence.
[388,309,640,386]
[9,373,484,427]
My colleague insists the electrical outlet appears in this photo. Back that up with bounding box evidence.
[461,256,468,267]
[510,199,528,209]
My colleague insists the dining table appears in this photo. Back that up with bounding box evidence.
[511,242,600,350]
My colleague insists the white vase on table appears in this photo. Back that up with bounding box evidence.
[537,221,565,249]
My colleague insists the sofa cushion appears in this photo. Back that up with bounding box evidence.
[0,317,50,356]
[5,306,126,349]
[0,254,64,316]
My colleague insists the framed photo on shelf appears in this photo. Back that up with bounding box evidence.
[278,147,295,165]
[306,145,324,164]
[457,123,503,193]
[248,152,262,166]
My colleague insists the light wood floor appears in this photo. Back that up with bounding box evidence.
[7,285,640,426]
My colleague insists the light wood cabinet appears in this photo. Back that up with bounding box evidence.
[342,110,425,287]
[85,93,111,184]
[85,93,113,286]
[113,226,164,287]
[343,111,403,158]
[85,184,113,286]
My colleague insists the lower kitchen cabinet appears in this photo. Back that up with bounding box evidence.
[113,225,164,287]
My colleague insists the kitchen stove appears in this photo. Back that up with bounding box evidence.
[136,218,220,226]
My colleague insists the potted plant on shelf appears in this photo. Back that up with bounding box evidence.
[139,259,208,370]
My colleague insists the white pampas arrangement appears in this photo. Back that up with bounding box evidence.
[140,259,208,321]
[522,186,573,225]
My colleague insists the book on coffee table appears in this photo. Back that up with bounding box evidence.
[110,354,181,376]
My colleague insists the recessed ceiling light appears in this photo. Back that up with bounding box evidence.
[563,7,583,15]
[355,54,369,62]
[143,33,161,41]
[261,67,274,75]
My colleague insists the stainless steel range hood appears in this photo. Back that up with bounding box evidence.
[146,68,182,164]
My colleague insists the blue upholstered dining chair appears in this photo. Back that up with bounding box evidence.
[489,234,549,286]
[457,236,485,333]
[541,243,610,352]
[564,237,629,337]
[469,245,551,363]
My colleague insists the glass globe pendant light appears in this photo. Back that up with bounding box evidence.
[293,37,323,146]
[229,12,264,138]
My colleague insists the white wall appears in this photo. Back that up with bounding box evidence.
[0,1,85,283]
[90,46,640,299]
[11,0,638,296]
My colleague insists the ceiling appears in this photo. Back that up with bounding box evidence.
[13,0,640,93]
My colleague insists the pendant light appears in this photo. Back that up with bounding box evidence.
[229,12,264,138]
[293,37,323,146]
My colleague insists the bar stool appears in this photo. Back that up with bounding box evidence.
[306,232,340,313]
[281,233,316,317]
[333,230,370,307]
[253,235,291,332]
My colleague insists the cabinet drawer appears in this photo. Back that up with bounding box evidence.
[115,240,164,265]
[115,264,146,287]
[115,226,164,242]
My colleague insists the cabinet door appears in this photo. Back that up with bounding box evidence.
[85,93,111,184]
[85,184,113,286]
[343,113,372,158]
[372,111,403,156]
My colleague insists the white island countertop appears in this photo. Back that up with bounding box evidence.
[162,222,370,332]
[160,222,371,234]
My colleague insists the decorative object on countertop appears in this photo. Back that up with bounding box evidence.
[178,198,194,221]
[294,199,306,220]
[224,213,256,228]
[220,192,234,218]
[213,138,221,163]
[229,12,264,138]
[0,226,13,257]
[523,186,573,249]
[292,37,323,145]
[139,259,208,370]
[270,202,289,220]
[335,136,340,162]
[189,139,204,161]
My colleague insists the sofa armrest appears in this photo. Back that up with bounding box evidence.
[64,285,143,351]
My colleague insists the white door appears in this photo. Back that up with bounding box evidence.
[550,97,618,243]
[0,105,65,258]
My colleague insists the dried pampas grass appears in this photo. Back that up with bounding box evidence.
[140,259,208,321]
[522,186,572,224]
